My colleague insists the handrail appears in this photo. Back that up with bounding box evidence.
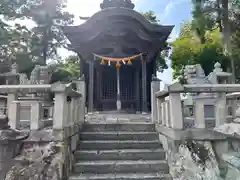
[2,81,85,130]
[0,82,82,98]
[152,82,240,130]
[156,83,240,98]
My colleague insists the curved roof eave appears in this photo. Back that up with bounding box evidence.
[62,7,174,35]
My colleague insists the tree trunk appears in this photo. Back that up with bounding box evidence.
[221,0,235,82]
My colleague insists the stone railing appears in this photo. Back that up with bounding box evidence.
[152,82,240,130]
[0,81,85,130]
[0,79,86,179]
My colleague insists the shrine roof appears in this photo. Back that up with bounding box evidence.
[62,7,173,40]
[62,5,173,61]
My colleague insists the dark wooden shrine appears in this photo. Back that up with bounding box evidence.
[62,0,173,113]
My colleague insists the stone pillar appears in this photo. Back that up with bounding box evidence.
[53,92,67,129]
[169,93,183,129]
[8,102,20,129]
[30,101,43,130]
[161,100,166,126]
[215,92,227,127]
[194,100,205,128]
[88,59,94,113]
[141,54,148,114]
[74,76,86,122]
[164,101,170,127]
[156,98,162,124]
[7,93,18,118]
[74,75,86,105]
[151,75,161,123]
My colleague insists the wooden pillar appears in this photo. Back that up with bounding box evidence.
[135,69,140,112]
[96,67,101,111]
[141,54,148,113]
[88,58,94,113]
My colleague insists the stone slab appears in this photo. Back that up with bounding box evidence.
[73,160,169,174]
[80,132,159,141]
[75,149,166,161]
[82,123,155,132]
[69,173,172,180]
[156,125,227,141]
[79,140,162,150]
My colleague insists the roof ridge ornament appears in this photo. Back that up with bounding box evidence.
[100,0,135,9]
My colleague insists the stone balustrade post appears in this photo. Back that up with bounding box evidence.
[79,97,85,123]
[7,93,20,129]
[194,99,205,128]
[8,102,20,129]
[151,76,161,123]
[7,93,17,117]
[156,98,162,124]
[215,92,227,127]
[71,98,78,124]
[30,101,43,130]
[232,99,237,119]
[53,92,67,129]
[168,83,184,129]
[169,93,183,129]
[74,98,80,124]
[164,101,170,127]
[73,76,86,121]
[66,98,72,126]
[161,100,166,126]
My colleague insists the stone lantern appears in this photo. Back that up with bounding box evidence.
[0,116,28,179]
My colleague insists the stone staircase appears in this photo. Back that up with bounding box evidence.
[69,123,172,180]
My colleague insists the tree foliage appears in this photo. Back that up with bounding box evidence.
[0,0,73,76]
[51,55,80,83]
[141,11,169,72]
[171,22,230,80]
[171,0,240,82]
[190,0,240,82]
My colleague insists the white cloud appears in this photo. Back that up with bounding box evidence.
[67,0,102,23]
[162,0,190,22]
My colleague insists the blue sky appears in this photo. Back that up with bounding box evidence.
[66,0,192,88]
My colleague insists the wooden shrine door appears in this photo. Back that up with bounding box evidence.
[98,65,136,112]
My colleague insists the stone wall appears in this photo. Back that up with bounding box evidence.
[158,128,240,180]
[4,125,81,180]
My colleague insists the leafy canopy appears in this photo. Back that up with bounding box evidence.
[171,22,230,80]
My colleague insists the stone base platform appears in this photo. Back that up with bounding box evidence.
[85,112,151,124]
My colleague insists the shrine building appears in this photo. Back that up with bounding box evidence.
[62,0,173,113]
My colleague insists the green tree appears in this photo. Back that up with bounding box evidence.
[22,0,74,64]
[191,0,240,82]
[171,22,230,80]
[141,11,169,72]
[51,55,80,83]
[141,11,159,24]
[0,0,74,78]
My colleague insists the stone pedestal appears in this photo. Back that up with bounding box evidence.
[0,117,28,179]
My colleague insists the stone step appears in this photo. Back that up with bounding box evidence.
[80,132,159,141]
[69,173,172,180]
[73,160,169,174]
[82,123,156,132]
[75,149,166,161]
[79,140,162,150]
